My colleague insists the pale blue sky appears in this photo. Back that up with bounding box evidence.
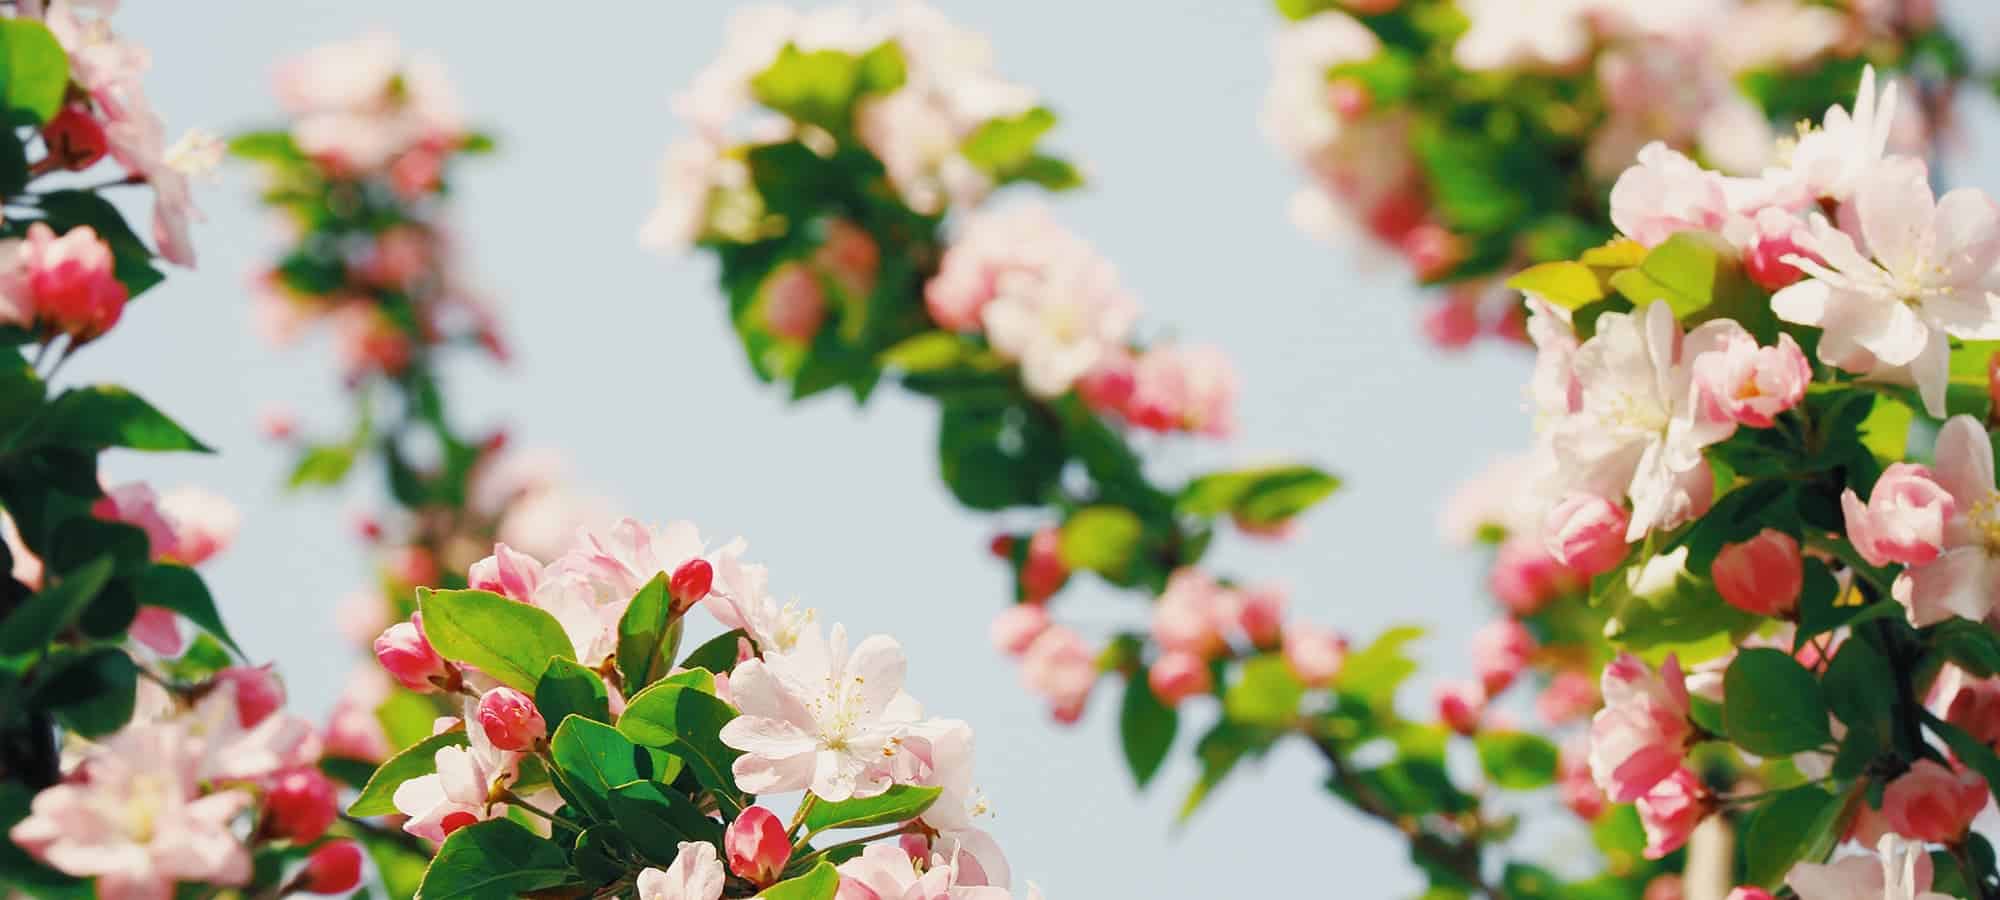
[66,2,2000,896]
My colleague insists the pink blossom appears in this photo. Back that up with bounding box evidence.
[1541,494,1630,576]
[1945,674,2000,748]
[725,806,790,887]
[1636,767,1706,859]
[1881,759,1987,843]
[262,766,338,843]
[210,665,284,729]
[128,607,185,656]
[94,481,177,560]
[1151,569,1234,659]
[1421,296,1481,350]
[1558,740,1605,820]
[637,841,727,900]
[835,843,1009,900]
[1076,349,1136,417]
[1787,835,1946,900]
[1471,619,1536,696]
[1489,535,1580,615]
[1019,625,1097,724]
[1537,670,1599,725]
[1282,623,1346,687]
[1125,345,1238,437]
[1711,529,1803,618]
[467,543,544,603]
[720,624,918,801]
[925,204,1079,332]
[1434,680,1485,736]
[1234,586,1286,648]
[10,722,252,900]
[1842,463,1953,570]
[157,487,238,567]
[1885,417,2000,625]
[323,669,392,762]
[475,686,547,752]
[1147,651,1213,707]
[1609,144,1732,247]
[989,604,1050,656]
[1738,207,1813,291]
[374,615,447,692]
[1692,332,1809,429]
[392,714,519,841]
[1588,653,1692,803]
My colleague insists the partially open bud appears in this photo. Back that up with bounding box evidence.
[1147,651,1213,707]
[300,839,364,894]
[1282,623,1346,687]
[1542,494,1630,576]
[263,767,338,843]
[374,616,447,692]
[1711,529,1802,618]
[475,686,547,752]
[42,106,108,171]
[989,604,1050,657]
[724,805,790,887]
[1881,759,1988,843]
[1435,680,1485,736]
[670,558,714,613]
[213,665,285,728]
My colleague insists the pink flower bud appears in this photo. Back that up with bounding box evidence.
[1881,759,1988,843]
[1946,676,2000,748]
[1147,651,1213,707]
[1744,228,1809,292]
[761,262,827,342]
[475,686,547,752]
[1020,527,1069,604]
[1725,890,1776,900]
[1235,586,1286,648]
[670,558,714,612]
[1076,349,1137,417]
[1471,619,1536,697]
[263,767,338,843]
[1558,743,1605,821]
[1536,671,1599,725]
[214,665,285,728]
[1842,463,1953,568]
[374,616,446,692]
[1590,654,1693,803]
[989,604,1051,657]
[1282,623,1346,687]
[1020,626,1096,724]
[1421,297,1480,351]
[725,806,791,886]
[16,223,127,343]
[1643,876,1684,900]
[1692,333,1809,428]
[1711,529,1803,617]
[1636,767,1706,859]
[1434,680,1485,736]
[1402,223,1462,281]
[468,543,543,603]
[300,839,364,895]
[42,106,108,171]
[1542,494,1630,576]
[1490,536,1580,615]
[813,219,880,300]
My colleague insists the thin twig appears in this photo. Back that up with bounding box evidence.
[1311,735,1508,900]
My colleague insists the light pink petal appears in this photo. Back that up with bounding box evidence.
[1933,416,1996,508]
[1896,548,1994,626]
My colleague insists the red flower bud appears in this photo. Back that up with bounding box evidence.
[263,767,338,843]
[724,805,790,886]
[670,558,714,611]
[300,840,364,894]
[475,687,547,752]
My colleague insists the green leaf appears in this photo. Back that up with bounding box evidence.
[879,332,972,373]
[1926,711,2000,791]
[1740,784,1841,889]
[937,396,1065,511]
[34,647,136,737]
[1723,648,1833,756]
[758,861,839,900]
[8,386,209,454]
[1475,731,1559,790]
[537,657,611,726]
[680,629,747,675]
[1177,464,1341,526]
[226,130,304,164]
[1932,618,2000,678]
[616,572,677,692]
[962,107,1057,176]
[287,444,357,488]
[1057,506,1143,577]
[1821,633,1896,742]
[0,20,69,124]
[414,818,575,900]
[750,42,905,131]
[549,716,676,822]
[1506,261,1604,310]
[616,684,745,813]
[570,823,635,885]
[1335,626,1425,710]
[348,729,471,817]
[608,780,723,864]
[802,784,942,833]
[0,557,112,655]
[1224,654,1305,728]
[417,587,574,692]
[1177,719,1264,821]
[1608,233,1734,320]
[134,563,241,655]
[1009,154,1084,191]
[1119,669,1177,789]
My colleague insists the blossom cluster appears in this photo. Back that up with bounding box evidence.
[0,1,208,350]
[1264,0,1962,348]
[1436,66,2000,895]
[357,517,1041,899]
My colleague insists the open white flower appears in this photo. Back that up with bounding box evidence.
[1782,65,1898,203]
[1773,157,2000,417]
[981,249,1139,398]
[719,623,921,801]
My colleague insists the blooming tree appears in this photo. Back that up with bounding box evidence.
[1263,0,1970,349]
[0,5,363,898]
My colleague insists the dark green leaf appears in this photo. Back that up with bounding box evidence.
[608,780,723,864]
[0,557,112,655]
[616,684,746,814]
[937,396,1064,511]
[134,563,241,655]
[348,729,471,817]
[1932,618,2000,678]
[414,818,575,900]
[417,587,574,692]
[537,657,611,726]
[1926,711,2000,791]
[616,572,676,692]
[10,386,208,454]
[1178,464,1341,526]
[802,784,942,834]
[569,824,634,885]
[1723,648,1833,756]
[549,716,677,823]
[1740,784,1839,888]
[34,647,136,737]
[680,628,747,674]
[1119,669,1177,789]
